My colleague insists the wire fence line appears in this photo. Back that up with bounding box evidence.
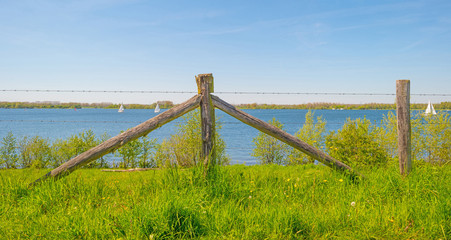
[1,89,451,96]
[0,119,449,126]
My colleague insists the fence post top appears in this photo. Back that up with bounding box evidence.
[196,73,214,94]
[396,79,410,83]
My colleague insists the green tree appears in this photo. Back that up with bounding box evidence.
[0,132,19,169]
[420,112,450,165]
[381,111,450,165]
[252,118,289,165]
[115,134,157,168]
[288,110,326,165]
[50,130,109,168]
[19,136,51,168]
[326,118,390,168]
[155,109,229,167]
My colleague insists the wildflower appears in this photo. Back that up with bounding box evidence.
[250,181,254,184]
[286,178,290,182]
[339,179,343,182]
[323,180,327,182]
[249,195,252,199]
[351,202,355,207]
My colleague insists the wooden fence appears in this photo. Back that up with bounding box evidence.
[31,73,415,185]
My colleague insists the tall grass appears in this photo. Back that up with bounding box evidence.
[1,164,449,239]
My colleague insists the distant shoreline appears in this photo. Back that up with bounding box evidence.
[0,101,450,110]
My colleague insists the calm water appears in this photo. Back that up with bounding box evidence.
[0,108,422,165]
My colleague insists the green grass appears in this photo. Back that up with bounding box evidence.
[1,163,450,239]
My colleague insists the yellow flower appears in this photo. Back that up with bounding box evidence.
[323,180,327,182]
[339,179,343,182]
[286,178,290,182]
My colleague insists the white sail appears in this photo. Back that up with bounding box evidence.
[425,101,437,115]
[154,103,160,113]
[118,104,124,113]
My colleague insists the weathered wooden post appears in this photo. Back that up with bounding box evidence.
[196,73,216,172]
[396,79,412,176]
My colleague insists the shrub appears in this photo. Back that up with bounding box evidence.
[325,117,390,168]
[0,132,19,169]
[50,138,74,168]
[155,109,229,168]
[288,110,326,165]
[252,118,289,165]
[51,130,109,168]
[115,134,157,168]
[418,112,450,165]
[381,111,450,165]
[18,136,52,168]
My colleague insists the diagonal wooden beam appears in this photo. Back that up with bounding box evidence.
[30,94,202,186]
[211,95,362,177]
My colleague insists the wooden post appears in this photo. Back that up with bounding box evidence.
[196,73,216,171]
[211,95,363,178]
[396,80,412,176]
[30,94,202,186]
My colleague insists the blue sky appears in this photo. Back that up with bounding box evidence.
[1,0,450,104]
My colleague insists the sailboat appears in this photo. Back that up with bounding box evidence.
[118,104,124,113]
[154,103,160,113]
[424,100,436,116]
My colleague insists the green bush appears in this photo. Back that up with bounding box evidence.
[51,130,109,168]
[155,109,229,168]
[18,136,52,168]
[252,118,289,165]
[418,112,450,165]
[288,110,326,165]
[381,111,450,165]
[325,117,390,168]
[0,132,19,169]
[115,134,157,168]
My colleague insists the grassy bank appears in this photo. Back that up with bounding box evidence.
[1,164,449,239]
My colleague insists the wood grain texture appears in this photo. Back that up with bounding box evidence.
[211,95,362,177]
[396,79,412,176]
[196,73,216,168]
[31,94,201,186]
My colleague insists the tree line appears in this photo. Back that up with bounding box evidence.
[237,101,451,110]
[0,101,174,109]
[1,101,450,110]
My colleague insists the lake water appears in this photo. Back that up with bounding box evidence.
[0,108,431,165]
